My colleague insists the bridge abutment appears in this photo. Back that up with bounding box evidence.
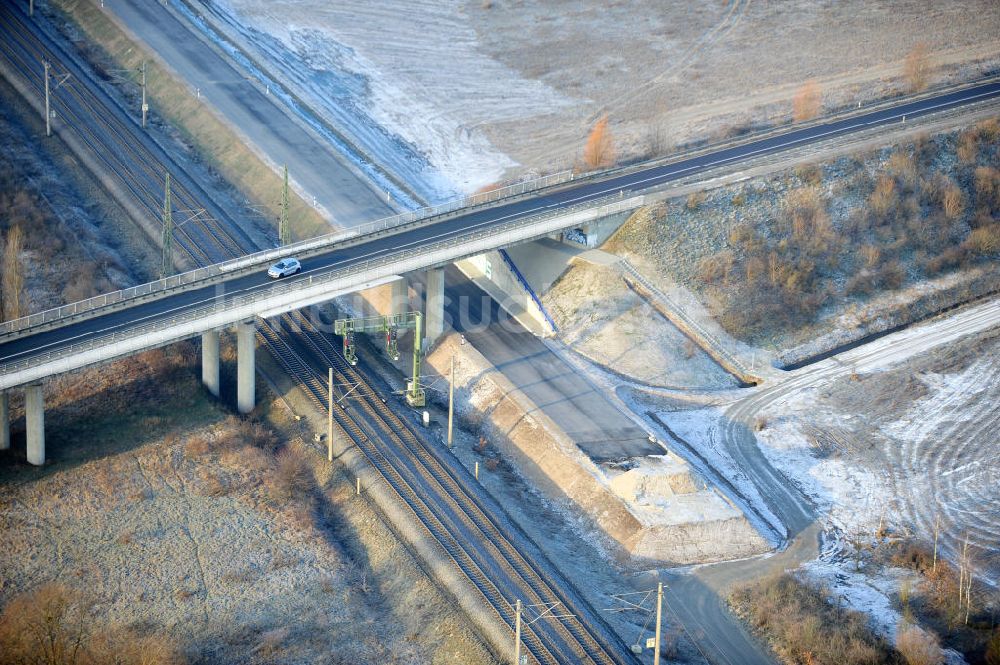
[201,329,220,397]
[0,391,8,451]
[424,267,445,347]
[25,383,44,466]
[236,320,255,414]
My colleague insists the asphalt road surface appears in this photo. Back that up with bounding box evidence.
[415,266,656,461]
[4,79,999,371]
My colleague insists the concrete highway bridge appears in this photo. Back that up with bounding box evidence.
[2,78,999,465]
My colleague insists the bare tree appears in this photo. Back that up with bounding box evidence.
[793,80,822,122]
[904,43,931,93]
[583,115,615,170]
[2,224,25,321]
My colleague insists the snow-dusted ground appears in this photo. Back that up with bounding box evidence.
[177,0,1000,205]
[623,299,1000,651]
[190,0,572,201]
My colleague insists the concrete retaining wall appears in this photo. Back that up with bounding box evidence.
[425,334,770,566]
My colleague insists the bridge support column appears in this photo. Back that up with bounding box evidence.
[236,320,255,414]
[391,276,409,317]
[201,330,220,398]
[424,267,445,347]
[0,391,8,452]
[25,383,44,466]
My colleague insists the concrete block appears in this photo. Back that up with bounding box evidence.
[201,329,220,397]
[0,391,8,451]
[25,383,44,466]
[236,320,255,414]
[391,276,409,317]
[424,267,445,346]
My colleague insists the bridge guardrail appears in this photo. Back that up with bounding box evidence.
[0,192,639,378]
[0,169,577,338]
[7,77,995,340]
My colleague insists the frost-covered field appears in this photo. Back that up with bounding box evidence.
[756,331,1000,580]
[632,301,1000,647]
[190,0,571,200]
[185,0,999,199]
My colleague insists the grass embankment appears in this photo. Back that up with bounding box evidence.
[610,117,1000,346]
[49,0,329,242]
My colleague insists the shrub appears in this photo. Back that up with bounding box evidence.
[730,573,892,665]
[2,224,25,321]
[0,583,92,665]
[861,245,881,268]
[973,166,1000,211]
[964,225,1000,255]
[62,262,100,304]
[878,260,906,290]
[583,115,615,170]
[267,448,314,503]
[870,176,898,222]
[0,584,185,665]
[697,251,734,284]
[887,151,917,190]
[986,627,1000,665]
[786,187,829,239]
[942,185,964,220]
[745,256,766,284]
[686,190,706,210]
[896,624,943,665]
[184,433,211,457]
[795,163,822,186]
[956,131,978,164]
[904,43,930,92]
[975,117,999,141]
[793,80,822,122]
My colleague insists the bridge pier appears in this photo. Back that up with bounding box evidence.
[0,391,8,452]
[391,276,409,317]
[25,383,44,466]
[424,267,445,347]
[201,329,220,398]
[236,320,255,414]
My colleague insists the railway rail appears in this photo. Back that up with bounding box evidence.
[0,5,636,663]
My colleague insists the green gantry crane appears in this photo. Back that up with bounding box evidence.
[334,311,425,407]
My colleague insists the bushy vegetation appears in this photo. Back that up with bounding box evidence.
[692,117,1000,341]
[730,572,894,665]
[0,583,185,665]
[884,538,999,663]
[582,114,615,170]
[0,166,120,319]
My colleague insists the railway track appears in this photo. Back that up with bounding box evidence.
[0,5,635,663]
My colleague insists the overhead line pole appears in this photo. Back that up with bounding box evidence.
[654,582,663,665]
[514,599,522,665]
[279,165,290,245]
[140,60,148,129]
[447,353,454,447]
[327,367,334,462]
[161,173,173,278]
[43,60,50,136]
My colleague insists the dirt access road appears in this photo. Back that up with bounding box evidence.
[682,297,1000,588]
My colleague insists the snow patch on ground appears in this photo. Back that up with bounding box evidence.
[803,557,905,638]
[754,419,890,537]
[648,406,784,542]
